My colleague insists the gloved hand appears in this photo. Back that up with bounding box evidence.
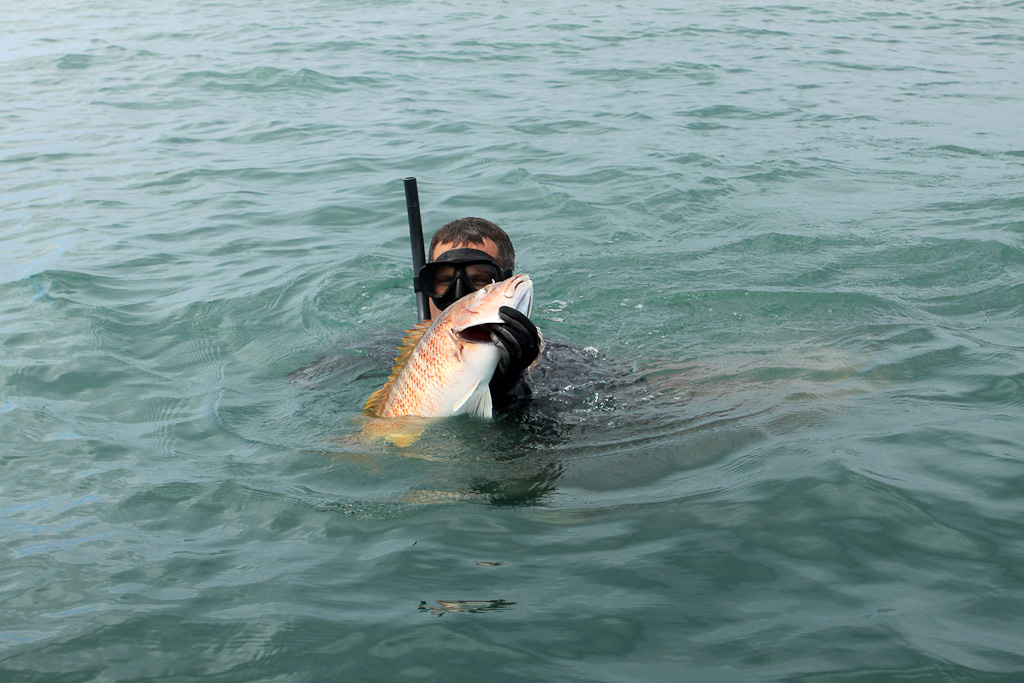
[489,306,541,393]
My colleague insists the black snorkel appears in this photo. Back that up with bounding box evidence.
[404,177,430,322]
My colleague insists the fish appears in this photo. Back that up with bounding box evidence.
[364,274,536,420]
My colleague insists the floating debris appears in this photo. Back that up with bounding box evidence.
[418,599,516,616]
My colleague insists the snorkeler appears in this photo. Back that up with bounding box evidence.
[418,217,542,398]
[291,180,630,423]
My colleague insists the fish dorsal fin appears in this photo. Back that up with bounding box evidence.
[363,321,432,417]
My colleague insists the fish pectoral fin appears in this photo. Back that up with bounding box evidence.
[450,380,481,412]
[450,380,493,418]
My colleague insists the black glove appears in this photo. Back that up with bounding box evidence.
[489,306,541,393]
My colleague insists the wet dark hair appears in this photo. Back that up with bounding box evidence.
[428,217,515,271]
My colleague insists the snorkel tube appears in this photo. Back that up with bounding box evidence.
[404,177,430,322]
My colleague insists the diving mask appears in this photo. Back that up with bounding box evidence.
[417,248,513,312]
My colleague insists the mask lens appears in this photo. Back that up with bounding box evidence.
[465,263,501,288]
[425,264,456,296]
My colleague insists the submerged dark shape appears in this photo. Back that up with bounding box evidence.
[418,599,516,616]
[491,339,644,435]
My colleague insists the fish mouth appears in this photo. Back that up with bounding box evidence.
[458,325,496,344]
[506,275,533,317]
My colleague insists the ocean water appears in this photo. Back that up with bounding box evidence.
[3,0,1024,680]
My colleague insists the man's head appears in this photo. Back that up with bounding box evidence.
[424,218,516,319]
[428,217,515,269]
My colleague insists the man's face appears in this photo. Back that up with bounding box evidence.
[427,238,503,319]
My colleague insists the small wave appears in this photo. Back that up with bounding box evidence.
[920,282,1024,317]
[56,53,92,70]
[929,144,995,157]
[959,373,1024,408]
[170,67,385,94]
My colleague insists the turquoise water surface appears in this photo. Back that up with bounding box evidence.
[3,0,1024,680]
